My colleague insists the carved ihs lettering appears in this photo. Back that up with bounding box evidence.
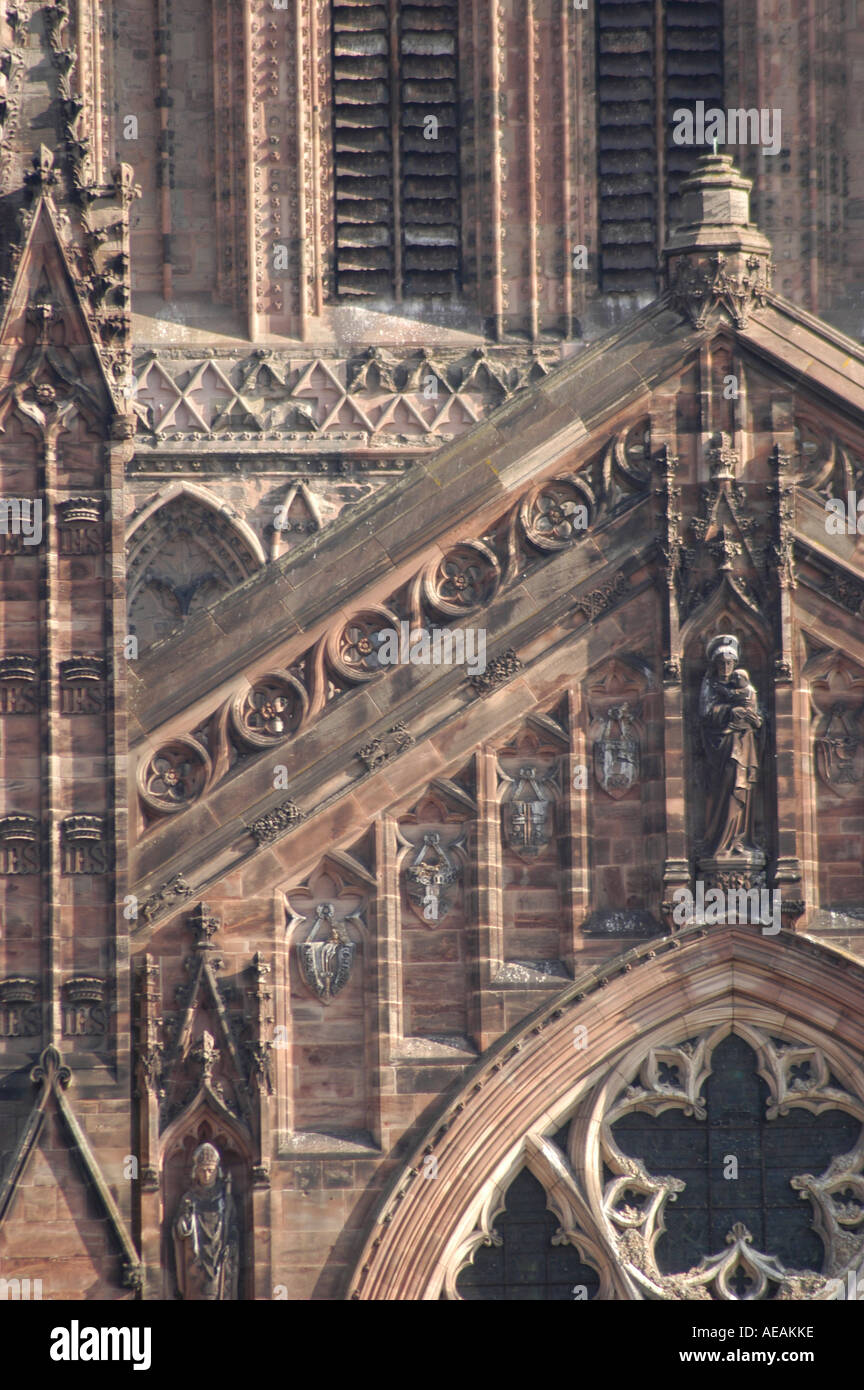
[59,527,102,555]
[0,683,37,713]
[60,683,106,714]
[0,842,39,874]
[0,1003,39,1036]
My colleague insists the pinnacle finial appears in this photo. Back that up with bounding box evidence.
[663,153,774,325]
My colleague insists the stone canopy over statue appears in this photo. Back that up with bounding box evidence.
[699,634,763,858]
[173,1142,239,1300]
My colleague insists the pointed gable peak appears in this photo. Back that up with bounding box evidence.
[0,192,113,411]
[0,153,140,419]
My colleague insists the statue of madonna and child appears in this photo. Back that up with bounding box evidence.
[698,634,764,862]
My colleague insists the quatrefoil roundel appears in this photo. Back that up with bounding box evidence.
[520,476,595,552]
[138,736,211,815]
[231,671,308,748]
[422,541,500,618]
[326,606,400,683]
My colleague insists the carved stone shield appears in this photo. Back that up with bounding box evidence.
[299,933,355,1004]
[504,766,553,855]
[404,832,459,925]
[593,704,640,799]
[815,706,864,797]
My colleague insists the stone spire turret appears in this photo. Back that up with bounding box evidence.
[663,153,774,329]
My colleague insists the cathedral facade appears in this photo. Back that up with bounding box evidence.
[1,0,864,1302]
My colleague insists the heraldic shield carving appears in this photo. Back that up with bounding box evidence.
[815,706,864,794]
[503,766,554,855]
[297,903,356,1004]
[404,831,461,925]
[593,704,640,799]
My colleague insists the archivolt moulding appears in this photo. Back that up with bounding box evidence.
[346,926,864,1300]
[125,481,267,566]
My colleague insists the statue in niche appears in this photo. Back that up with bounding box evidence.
[699,635,763,856]
[173,1142,239,1300]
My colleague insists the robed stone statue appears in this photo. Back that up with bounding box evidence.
[699,634,763,856]
[173,1142,240,1300]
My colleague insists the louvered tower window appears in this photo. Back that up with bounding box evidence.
[664,1,724,206]
[332,0,461,300]
[596,0,724,294]
[596,1,657,294]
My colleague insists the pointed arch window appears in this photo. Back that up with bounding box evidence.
[456,1168,601,1301]
[126,489,264,649]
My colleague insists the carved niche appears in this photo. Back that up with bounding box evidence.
[586,659,649,800]
[698,633,763,858]
[686,625,770,892]
[792,419,861,502]
[172,1141,240,1300]
[285,867,366,1006]
[163,1128,247,1301]
[808,651,864,798]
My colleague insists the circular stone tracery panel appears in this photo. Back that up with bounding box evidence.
[422,541,500,618]
[519,477,594,552]
[230,672,308,748]
[326,607,400,683]
[138,737,211,815]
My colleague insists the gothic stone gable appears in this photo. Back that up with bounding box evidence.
[123,277,864,1297]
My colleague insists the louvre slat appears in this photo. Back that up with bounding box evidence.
[665,0,724,209]
[332,0,393,296]
[596,0,724,294]
[596,0,657,292]
[332,0,462,300]
[398,0,461,298]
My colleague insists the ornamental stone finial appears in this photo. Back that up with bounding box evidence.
[664,154,774,327]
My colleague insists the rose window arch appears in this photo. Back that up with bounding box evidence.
[441,1022,864,1301]
[594,1025,864,1299]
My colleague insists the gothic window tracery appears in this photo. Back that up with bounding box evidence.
[597,1026,864,1298]
[455,1168,601,1301]
[440,1024,864,1300]
[612,1034,859,1279]
[126,492,263,649]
